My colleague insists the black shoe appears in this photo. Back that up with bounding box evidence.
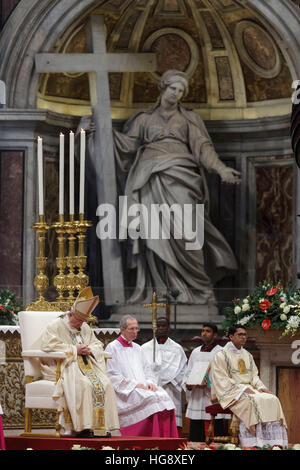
[76,429,95,438]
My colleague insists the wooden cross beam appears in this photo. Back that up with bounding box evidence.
[35,15,156,305]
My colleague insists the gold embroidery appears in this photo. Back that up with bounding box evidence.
[238,358,247,374]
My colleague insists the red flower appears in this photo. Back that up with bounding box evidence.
[0,305,4,310]
[259,300,271,310]
[267,287,278,296]
[261,318,271,330]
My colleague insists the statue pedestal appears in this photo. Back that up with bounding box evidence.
[109,303,222,331]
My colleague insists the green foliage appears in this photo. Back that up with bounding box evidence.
[0,288,24,325]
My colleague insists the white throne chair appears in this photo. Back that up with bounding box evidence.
[19,310,67,437]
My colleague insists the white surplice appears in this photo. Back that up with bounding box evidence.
[105,339,175,428]
[141,338,187,427]
[183,344,229,420]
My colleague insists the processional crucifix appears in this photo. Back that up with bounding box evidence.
[144,292,166,362]
[35,15,156,305]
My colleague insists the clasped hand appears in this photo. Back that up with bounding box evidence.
[76,344,91,355]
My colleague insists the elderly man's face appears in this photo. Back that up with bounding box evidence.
[121,318,139,342]
[162,81,185,105]
[68,312,84,330]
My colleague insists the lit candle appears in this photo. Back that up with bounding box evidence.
[79,129,86,215]
[69,131,74,216]
[37,136,44,216]
[59,133,64,215]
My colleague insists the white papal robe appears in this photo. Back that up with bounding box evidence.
[105,338,176,428]
[211,342,288,447]
[183,344,229,421]
[39,315,120,433]
[141,338,187,427]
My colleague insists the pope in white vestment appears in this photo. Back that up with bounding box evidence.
[39,288,119,436]
[141,329,187,427]
[211,326,288,447]
[105,315,178,437]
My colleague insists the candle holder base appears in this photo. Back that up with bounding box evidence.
[26,298,59,312]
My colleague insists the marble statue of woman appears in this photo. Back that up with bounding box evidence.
[113,70,240,305]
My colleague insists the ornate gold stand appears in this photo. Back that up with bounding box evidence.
[26,216,57,312]
[27,214,93,317]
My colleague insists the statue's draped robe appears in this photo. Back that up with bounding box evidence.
[114,105,237,303]
[211,342,288,446]
[38,315,119,432]
[141,337,187,427]
[105,337,177,435]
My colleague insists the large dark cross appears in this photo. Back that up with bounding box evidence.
[35,15,156,305]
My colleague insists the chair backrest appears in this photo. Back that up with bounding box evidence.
[19,310,63,377]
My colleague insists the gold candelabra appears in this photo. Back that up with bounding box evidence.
[27,213,93,316]
[26,216,57,311]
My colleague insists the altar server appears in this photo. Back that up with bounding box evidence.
[183,323,229,442]
[141,317,187,428]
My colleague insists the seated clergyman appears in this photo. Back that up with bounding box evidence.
[38,287,120,437]
[211,325,288,448]
[105,314,178,437]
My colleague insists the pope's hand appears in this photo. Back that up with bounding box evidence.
[244,387,255,394]
[76,344,91,355]
[220,167,241,184]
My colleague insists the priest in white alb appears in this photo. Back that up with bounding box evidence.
[211,324,288,447]
[105,315,178,437]
[141,317,187,430]
[38,287,120,437]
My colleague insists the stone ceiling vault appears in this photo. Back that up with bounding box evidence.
[1,0,298,120]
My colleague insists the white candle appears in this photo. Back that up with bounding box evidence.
[79,128,86,215]
[59,133,64,215]
[37,136,44,216]
[69,131,74,216]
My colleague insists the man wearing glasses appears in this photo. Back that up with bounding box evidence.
[105,315,178,437]
[211,325,288,447]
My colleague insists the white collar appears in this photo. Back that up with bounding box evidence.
[225,341,243,354]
